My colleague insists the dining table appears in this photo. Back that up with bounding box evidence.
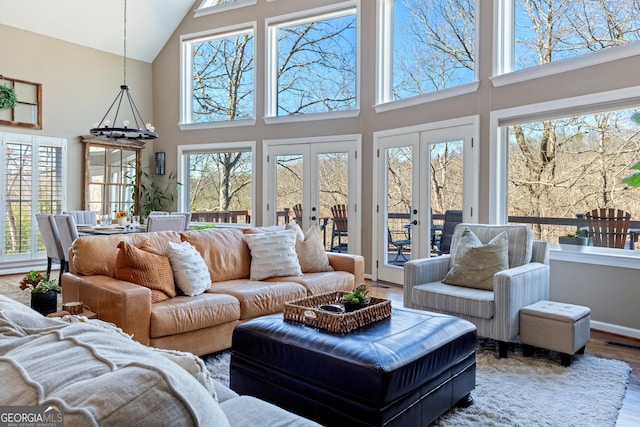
[77,224,147,236]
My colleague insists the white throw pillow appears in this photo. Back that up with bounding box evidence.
[166,241,212,296]
[244,229,302,280]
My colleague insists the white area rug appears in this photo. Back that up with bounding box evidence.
[203,341,630,427]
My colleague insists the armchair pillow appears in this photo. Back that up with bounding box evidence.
[442,227,509,290]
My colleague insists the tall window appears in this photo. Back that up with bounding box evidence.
[267,4,358,117]
[181,144,254,224]
[378,0,476,103]
[506,106,640,246]
[181,25,255,126]
[2,133,65,261]
[499,0,640,75]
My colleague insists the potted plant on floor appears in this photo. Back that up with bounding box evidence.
[19,270,61,316]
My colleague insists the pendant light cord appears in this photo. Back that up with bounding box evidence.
[123,0,127,86]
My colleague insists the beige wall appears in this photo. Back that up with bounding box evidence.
[0,24,155,211]
[152,0,640,271]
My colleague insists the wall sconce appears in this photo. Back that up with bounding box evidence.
[155,152,165,175]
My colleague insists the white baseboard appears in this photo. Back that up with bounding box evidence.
[591,320,640,340]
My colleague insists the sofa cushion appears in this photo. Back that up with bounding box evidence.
[265,271,353,295]
[115,241,177,302]
[166,241,212,296]
[443,228,509,290]
[207,279,307,320]
[150,293,241,338]
[244,229,302,280]
[411,281,495,319]
[0,296,229,427]
[221,395,322,427]
[181,228,251,282]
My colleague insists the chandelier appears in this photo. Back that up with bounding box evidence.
[90,0,157,140]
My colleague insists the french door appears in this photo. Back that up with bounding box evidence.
[375,121,476,284]
[264,136,360,254]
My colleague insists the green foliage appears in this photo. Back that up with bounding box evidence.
[622,160,640,188]
[341,284,370,305]
[136,168,182,218]
[19,270,61,294]
[0,85,17,110]
[190,224,218,230]
[565,230,583,238]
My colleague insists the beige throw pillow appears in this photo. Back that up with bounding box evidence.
[166,241,212,296]
[244,229,302,280]
[294,225,333,273]
[442,228,509,290]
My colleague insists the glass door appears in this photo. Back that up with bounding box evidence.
[376,123,473,284]
[266,138,359,254]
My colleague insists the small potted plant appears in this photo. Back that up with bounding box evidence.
[115,210,129,226]
[341,284,371,312]
[20,270,61,315]
[559,230,589,250]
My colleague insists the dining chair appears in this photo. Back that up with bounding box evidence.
[149,211,169,216]
[35,214,66,283]
[330,204,348,252]
[146,214,186,232]
[62,210,97,226]
[584,208,632,249]
[171,212,192,230]
[54,214,80,273]
[292,203,303,228]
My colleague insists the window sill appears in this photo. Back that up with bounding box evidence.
[179,118,256,131]
[492,43,640,88]
[374,82,479,114]
[263,109,360,125]
[550,244,640,270]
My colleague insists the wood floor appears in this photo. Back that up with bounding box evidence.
[367,279,640,427]
[1,273,637,424]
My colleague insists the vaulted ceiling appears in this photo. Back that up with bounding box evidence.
[0,0,196,63]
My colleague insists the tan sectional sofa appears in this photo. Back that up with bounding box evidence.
[62,226,364,356]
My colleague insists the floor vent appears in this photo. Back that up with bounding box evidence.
[372,284,390,289]
[606,341,640,351]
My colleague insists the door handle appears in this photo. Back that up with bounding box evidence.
[412,220,418,225]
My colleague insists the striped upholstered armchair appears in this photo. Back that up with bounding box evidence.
[404,224,549,358]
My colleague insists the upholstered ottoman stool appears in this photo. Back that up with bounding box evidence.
[520,300,591,366]
[230,308,477,427]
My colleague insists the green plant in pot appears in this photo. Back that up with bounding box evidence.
[558,230,588,247]
[342,284,371,312]
[19,270,61,316]
[0,85,18,110]
[127,166,182,219]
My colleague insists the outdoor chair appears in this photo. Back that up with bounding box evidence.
[292,203,303,228]
[35,214,66,283]
[404,223,550,358]
[584,208,632,249]
[435,210,463,255]
[330,204,348,252]
[388,227,411,263]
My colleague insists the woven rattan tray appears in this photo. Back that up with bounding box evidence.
[283,291,391,334]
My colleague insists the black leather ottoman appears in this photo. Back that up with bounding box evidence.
[230,308,476,426]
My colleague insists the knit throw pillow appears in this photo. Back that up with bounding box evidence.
[442,227,509,291]
[293,224,333,273]
[166,241,211,296]
[115,241,176,302]
[244,229,302,280]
